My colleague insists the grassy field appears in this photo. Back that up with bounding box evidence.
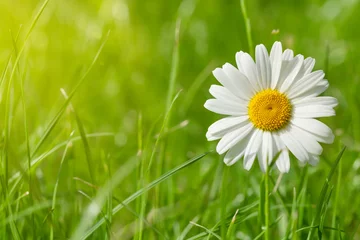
[0,0,360,239]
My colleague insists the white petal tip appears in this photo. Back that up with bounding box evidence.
[216,145,225,155]
[224,159,237,166]
[212,68,222,76]
[203,100,210,110]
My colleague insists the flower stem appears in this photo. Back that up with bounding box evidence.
[264,167,270,240]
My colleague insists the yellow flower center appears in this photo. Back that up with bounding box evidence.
[248,89,292,132]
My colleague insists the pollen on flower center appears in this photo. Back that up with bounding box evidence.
[248,89,292,132]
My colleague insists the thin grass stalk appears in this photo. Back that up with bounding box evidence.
[240,0,254,56]
[50,136,72,240]
[330,156,342,240]
[77,152,208,240]
[220,165,228,239]
[264,166,270,240]
[154,19,181,226]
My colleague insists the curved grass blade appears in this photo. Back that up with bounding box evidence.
[240,0,254,56]
[70,154,140,240]
[74,151,209,240]
[8,133,114,198]
[306,146,346,239]
[190,221,221,240]
[50,133,73,240]
[30,30,110,159]
[60,88,95,184]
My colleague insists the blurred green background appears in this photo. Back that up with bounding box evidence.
[1,0,360,239]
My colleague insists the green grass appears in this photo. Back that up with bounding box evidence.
[0,0,359,239]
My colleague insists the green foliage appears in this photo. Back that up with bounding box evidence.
[0,0,359,239]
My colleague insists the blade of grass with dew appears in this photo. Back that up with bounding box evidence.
[60,88,95,185]
[240,0,254,56]
[307,146,346,239]
[76,151,209,240]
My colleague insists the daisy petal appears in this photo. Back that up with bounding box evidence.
[308,154,320,166]
[258,131,274,172]
[235,51,245,73]
[209,85,243,103]
[290,125,323,156]
[216,123,253,154]
[272,133,290,173]
[212,68,247,100]
[282,49,294,60]
[292,80,329,100]
[276,149,290,173]
[293,96,338,108]
[243,129,262,170]
[224,133,252,166]
[293,104,335,118]
[237,52,259,92]
[204,99,247,116]
[292,57,315,82]
[287,70,325,99]
[280,128,308,162]
[270,41,283,89]
[303,57,315,75]
[276,57,301,89]
[206,116,249,141]
[223,63,254,98]
[279,55,304,93]
[256,44,271,89]
[291,118,334,144]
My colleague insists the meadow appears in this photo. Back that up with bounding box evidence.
[0,0,359,239]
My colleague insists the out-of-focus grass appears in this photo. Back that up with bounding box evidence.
[0,0,360,239]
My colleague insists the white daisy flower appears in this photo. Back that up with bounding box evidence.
[205,41,337,173]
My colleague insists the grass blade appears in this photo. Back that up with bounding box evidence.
[240,0,254,56]
[31,30,110,158]
[306,146,346,239]
[75,151,209,240]
[60,88,95,185]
